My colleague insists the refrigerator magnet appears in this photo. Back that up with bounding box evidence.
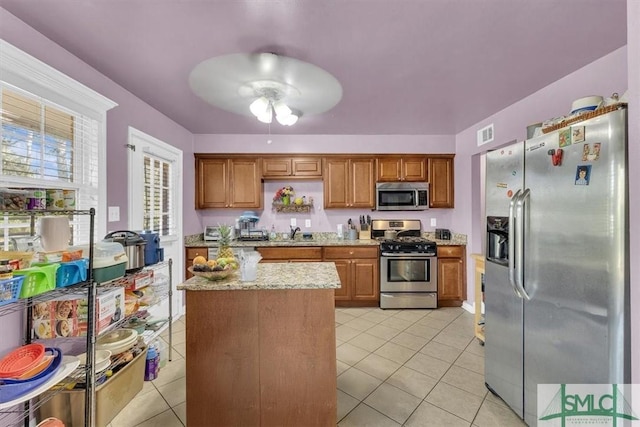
[587,142,601,161]
[575,165,591,185]
[572,126,585,143]
[559,128,571,147]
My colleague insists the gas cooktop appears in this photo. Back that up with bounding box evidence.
[379,237,437,255]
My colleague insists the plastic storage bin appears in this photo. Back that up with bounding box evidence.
[14,264,60,298]
[0,276,24,307]
[55,258,88,288]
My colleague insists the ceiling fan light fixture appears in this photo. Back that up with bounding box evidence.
[257,107,273,124]
[276,111,299,126]
[249,96,270,118]
[272,100,291,117]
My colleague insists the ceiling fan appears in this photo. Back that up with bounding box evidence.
[188,52,343,126]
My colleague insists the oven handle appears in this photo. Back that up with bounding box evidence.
[381,252,436,258]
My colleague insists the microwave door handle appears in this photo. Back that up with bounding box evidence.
[508,190,524,298]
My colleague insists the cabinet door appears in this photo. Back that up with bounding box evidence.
[402,158,427,182]
[186,247,209,279]
[376,158,402,182]
[332,260,350,300]
[351,259,379,301]
[196,158,229,209]
[230,159,262,208]
[291,157,322,177]
[437,245,466,306]
[428,156,454,208]
[263,158,292,177]
[350,159,375,208]
[323,158,349,208]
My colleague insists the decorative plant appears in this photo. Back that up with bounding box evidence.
[273,186,294,202]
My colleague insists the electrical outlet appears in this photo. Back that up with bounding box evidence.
[290,218,297,227]
[305,219,311,228]
[430,218,437,227]
[108,206,120,222]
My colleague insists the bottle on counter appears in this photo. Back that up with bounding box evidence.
[144,344,160,381]
[270,225,277,240]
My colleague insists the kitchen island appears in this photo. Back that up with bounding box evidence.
[178,262,341,427]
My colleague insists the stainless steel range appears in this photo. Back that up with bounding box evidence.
[372,219,438,309]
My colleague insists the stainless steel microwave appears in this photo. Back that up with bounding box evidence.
[376,182,429,211]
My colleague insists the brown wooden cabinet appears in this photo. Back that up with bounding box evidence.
[195,155,262,209]
[185,246,209,279]
[256,247,323,262]
[428,155,454,208]
[376,157,427,182]
[323,157,375,208]
[262,156,322,179]
[437,245,466,307]
[323,246,379,306]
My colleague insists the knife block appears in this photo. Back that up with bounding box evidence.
[359,230,371,240]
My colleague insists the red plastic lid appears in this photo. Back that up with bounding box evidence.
[0,343,46,378]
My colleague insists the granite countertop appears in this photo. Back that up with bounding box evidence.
[185,232,467,248]
[178,262,341,291]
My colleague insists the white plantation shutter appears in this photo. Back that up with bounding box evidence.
[0,40,116,247]
[143,153,173,236]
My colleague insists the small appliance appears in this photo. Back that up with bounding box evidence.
[435,228,451,240]
[139,230,163,266]
[375,182,429,211]
[104,230,146,272]
[203,225,235,241]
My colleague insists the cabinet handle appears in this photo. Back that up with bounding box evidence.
[349,251,354,255]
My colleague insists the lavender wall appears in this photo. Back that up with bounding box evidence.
[194,134,458,233]
[452,46,627,308]
[0,9,197,354]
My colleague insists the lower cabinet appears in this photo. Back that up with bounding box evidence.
[437,245,466,307]
[185,246,209,279]
[256,247,322,262]
[323,246,379,307]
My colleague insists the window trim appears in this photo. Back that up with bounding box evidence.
[0,39,117,239]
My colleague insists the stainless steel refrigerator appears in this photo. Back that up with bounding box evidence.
[484,107,630,426]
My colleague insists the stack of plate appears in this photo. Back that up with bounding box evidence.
[96,329,138,355]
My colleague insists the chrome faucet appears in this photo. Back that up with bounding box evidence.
[290,226,301,239]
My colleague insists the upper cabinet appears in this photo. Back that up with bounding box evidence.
[323,157,375,209]
[428,155,454,208]
[195,155,263,209]
[376,157,427,182]
[262,156,323,179]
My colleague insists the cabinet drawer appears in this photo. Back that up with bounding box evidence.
[437,245,464,258]
[323,246,378,259]
[186,247,209,260]
[257,247,322,260]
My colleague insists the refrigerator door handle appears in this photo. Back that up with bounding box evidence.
[508,190,524,298]
[514,188,531,300]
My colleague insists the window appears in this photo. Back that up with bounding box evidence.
[0,39,116,248]
[143,154,172,236]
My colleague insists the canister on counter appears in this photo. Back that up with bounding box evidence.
[46,189,65,210]
[26,189,46,210]
[63,190,76,209]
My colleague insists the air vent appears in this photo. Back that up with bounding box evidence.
[477,124,494,146]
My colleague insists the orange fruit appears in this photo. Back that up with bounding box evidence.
[193,255,207,265]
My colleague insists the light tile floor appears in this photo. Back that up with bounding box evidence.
[108,307,527,426]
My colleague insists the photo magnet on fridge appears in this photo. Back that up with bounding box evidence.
[558,128,571,147]
[572,126,585,143]
[575,165,592,186]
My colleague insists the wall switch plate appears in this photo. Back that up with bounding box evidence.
[430,218,437,227]
[108,206,120,222]
[290,218,297,227]
[305,219,311,228]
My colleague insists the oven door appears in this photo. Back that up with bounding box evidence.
[380,253,437,292]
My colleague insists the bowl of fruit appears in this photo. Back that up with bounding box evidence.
[189,255,239,281]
